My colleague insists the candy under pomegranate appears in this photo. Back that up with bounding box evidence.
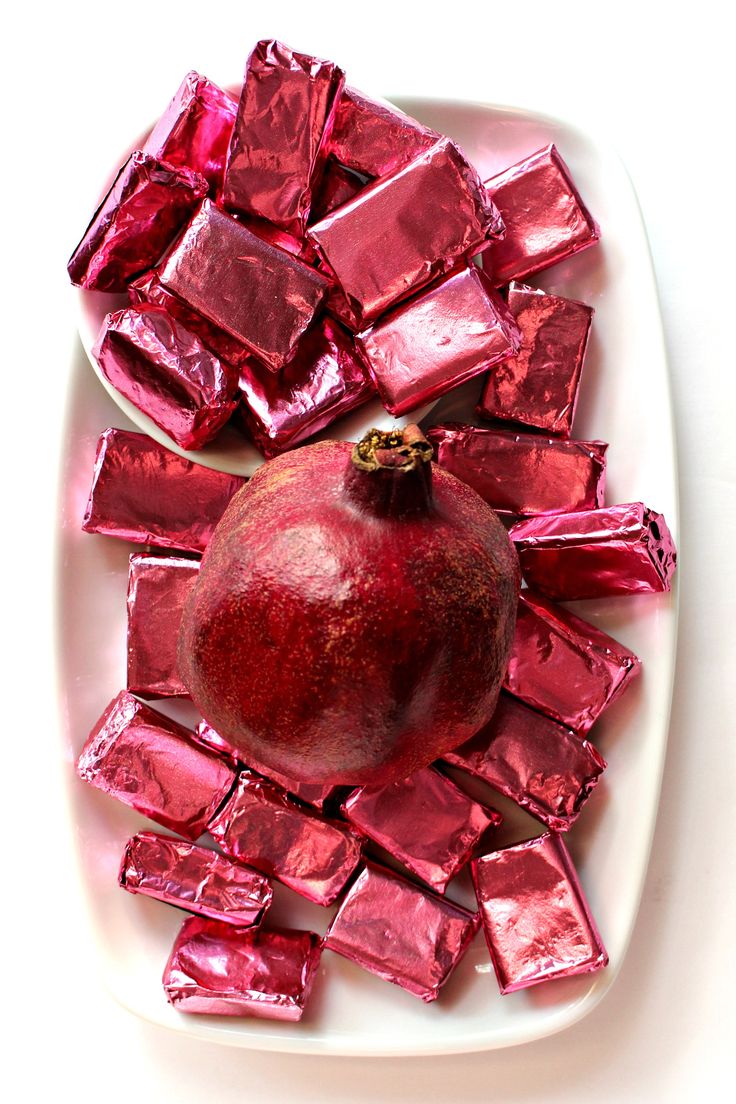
[178,426,520,785]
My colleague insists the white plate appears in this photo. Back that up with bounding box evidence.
[58,97,678,1055]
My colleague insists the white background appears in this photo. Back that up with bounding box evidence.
[4,1,734,1100]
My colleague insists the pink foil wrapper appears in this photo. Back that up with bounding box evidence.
[325,86,439,177]
[163,918,322,1019]
[159,199,329,371]
[308,137,504,330]
[119,831,272,926]
[93,306,239,450]
[342,766,500,893]
[444,692,606,831]
[82,427,245,554]
[223,39,345,237]
[324,862,479,1002]
[478,282,593,437]
[482,145,600,287]
[68,151,207,291]
[356,266,521,416]
[76,691,236,839]
[509,502,677,599]
[309,157,366,222]
[426,423,607,518]
[472,832,608,994]
[208,770,362,905]
[504,590,641,734]
[127,553,200,698]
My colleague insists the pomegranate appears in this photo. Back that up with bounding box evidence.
[178,425,520,785]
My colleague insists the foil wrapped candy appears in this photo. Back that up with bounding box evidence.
[325,86,439,177]
[126,553,200,698]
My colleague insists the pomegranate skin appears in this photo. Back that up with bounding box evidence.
[178,433,520,786]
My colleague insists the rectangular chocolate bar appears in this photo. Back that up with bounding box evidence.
[325,86,439,177]
[127,553,200,698]
[309,157,366,222]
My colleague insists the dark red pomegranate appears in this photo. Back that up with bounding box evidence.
[178,425,520,785]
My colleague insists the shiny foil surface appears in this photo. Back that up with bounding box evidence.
[443,692,606,831]
[67,151,207,291]
[472,832,608,994]
[325,86,439,177]
[357,266,521,416]
[119,831,272,926]
[208,770,362,905]
[308,137,504,331]
[323,862,478,1002]
[482,144,600,287]
[478,282,593,436]
[93,306,239,450]
[504,590,641,734]
[309,157,366,223]
[82,427,245,554]
[342,766,500,893]
[426,423,607,517]
[509,502,678,599]
[76,691,236,840]
[163,918,322,1019]
[126,553,200,698]
[223,39,345,237]
[159,200,329,371]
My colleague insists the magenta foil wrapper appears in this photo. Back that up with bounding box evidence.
[159,200,328,371]
[68,151,207,292]
[504,590,641,734]
[510,502,677,599]
[76,691,236,840]
[223,39,344,237]
[82,428,245,554]
[444,692,606,831]
[127,553,200,698]
[357,266,520,416]
[94,306,239,450]
[119,831,272,926]
[309,158,366,222]
[208,770,362,905]
[342,766,500,893]
[308,137,504,330]
[478,282,593,437]
[163,918,322,1019]
[472,832,607,994]
[426,423,607,518]
[325,86,439,177]
[324,862,478,1002]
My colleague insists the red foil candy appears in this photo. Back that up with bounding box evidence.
[324,862,478,1002]
[223,39,345,237]
[67,151,207,292]
[208,770,362,905]
[163,918,322,1020]
[309,158,366,222]
[478,282,593,437]
[509,502,678,599]
[482,145,600,287]
[159,199,329,371]
[119,831,272,926]
[356,266,521,416]
[76,691,236,840]
[127,553,200,698]
[341,765,500,893]
[82,428,245,554]
[325,86,439,177]
[444,692,606,831]
[472,832,608,994]
[504,590,641,734]
[425,423,607,518]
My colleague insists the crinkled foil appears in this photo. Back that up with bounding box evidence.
[504,590,641,734]
[510,502,677,599]
[67,151,207,291]
[127,553,200,698]
[444,692,606,831]
[309,157,366,223]
[76,691,236,839]
[342,766,500,894]
[357,266,521,416]
[163,918,322,1019]
[82,427,245,554]
[325,86,439,177]
[119,831,272,926]
[472,832,608,994]
[324,862,478,1002]
[478,282,593,437]
[208,770,362,905]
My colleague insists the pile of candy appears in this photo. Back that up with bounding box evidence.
[70,40,677,1021]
